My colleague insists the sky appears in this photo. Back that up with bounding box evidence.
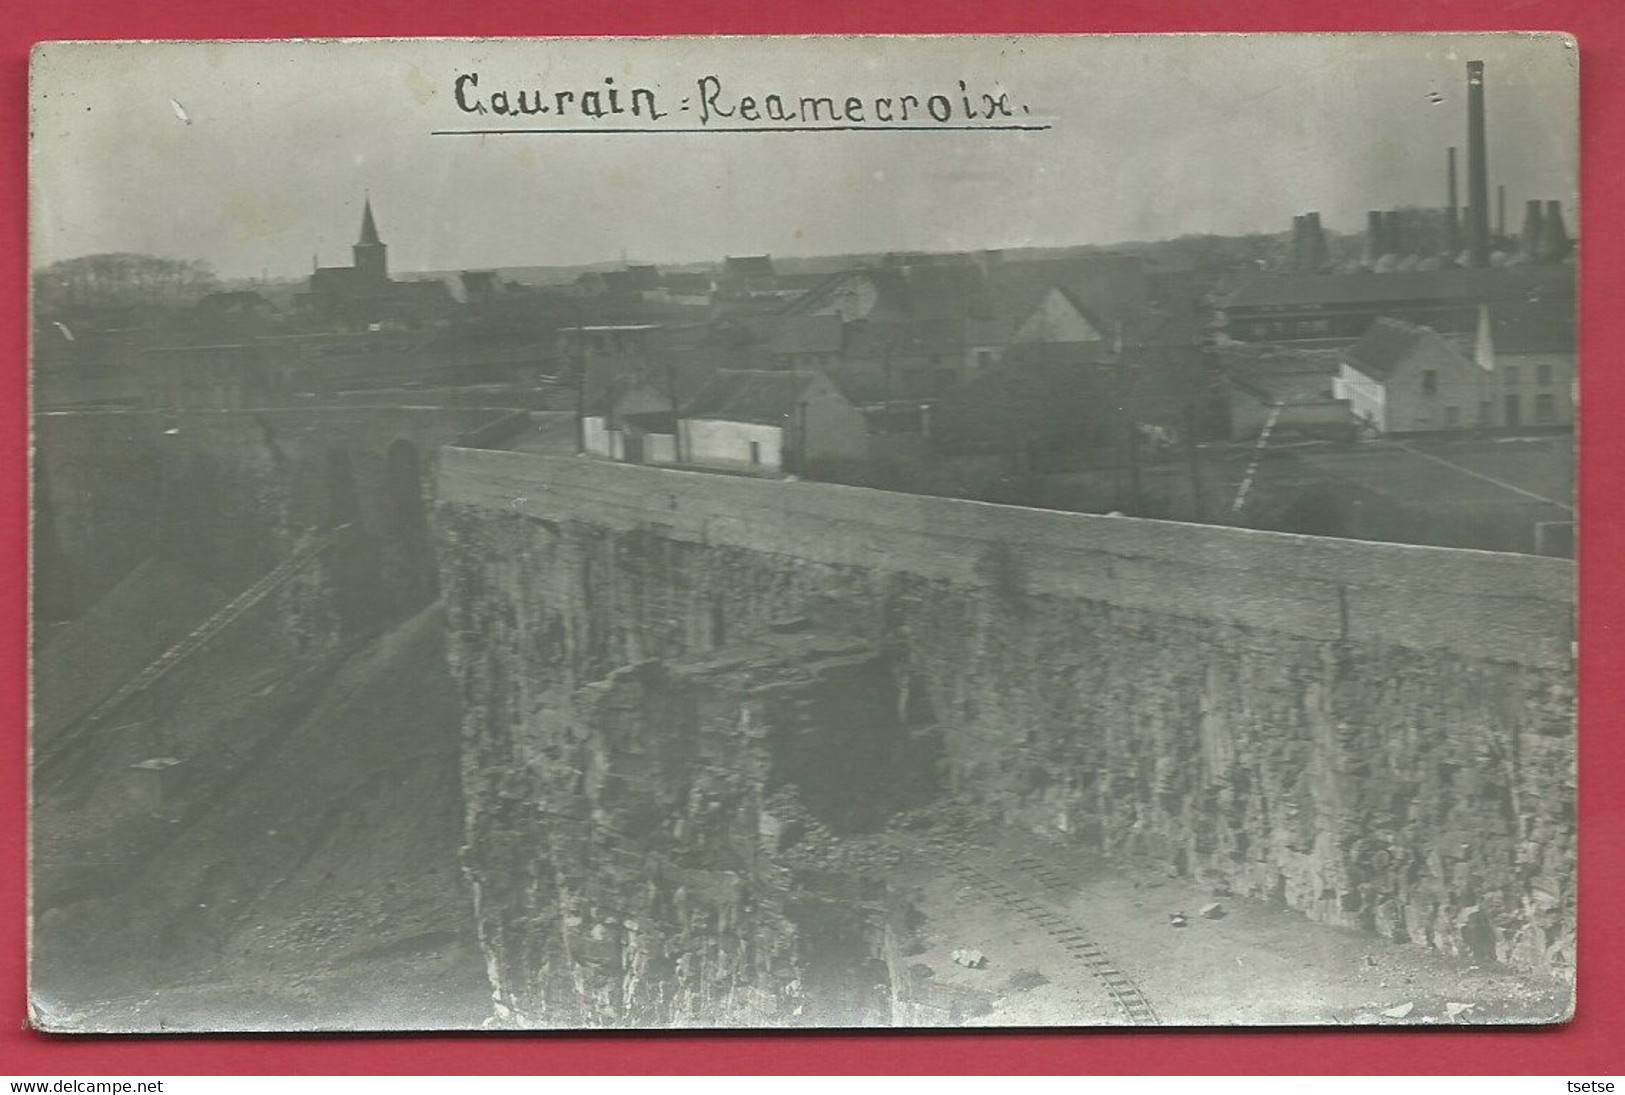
[29,34,1579,280]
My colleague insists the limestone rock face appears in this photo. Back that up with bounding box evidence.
[444,539,933,1026]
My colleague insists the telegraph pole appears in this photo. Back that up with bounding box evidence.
[789,355,809,477]
[573,303,586,455]
[665,358,682,464]
[1185,344,1209,522]
[1185,400,1206,522]
[799,390,810,477]
[1113,320,1143,514]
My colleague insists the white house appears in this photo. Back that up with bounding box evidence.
[1335,310,1574,434]
[1334,317,1494,433]
[582,382,680,464]
[678,369,868,475]
[1472,302,1576,429]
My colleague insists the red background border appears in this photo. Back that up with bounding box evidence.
[3,0,1619,1075]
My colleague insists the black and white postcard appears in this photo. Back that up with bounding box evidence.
[28,34,1577,1032]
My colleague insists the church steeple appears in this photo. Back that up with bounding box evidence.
[358,196,381,247]
[352,194,388,282]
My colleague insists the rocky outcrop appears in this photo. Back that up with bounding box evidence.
[447,616,931,1027]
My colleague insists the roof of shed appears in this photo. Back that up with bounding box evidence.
[682,369,823,424]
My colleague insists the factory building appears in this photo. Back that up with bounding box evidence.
[1218,61,1575,349]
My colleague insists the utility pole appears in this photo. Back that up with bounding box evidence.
[799,388,810,477]
[1114,320,1142,514]
[1185,387,1207,522]
[1109,354,1124,512]
[573,303,587,455]
[788,356,809,477]
[665,358,682,464]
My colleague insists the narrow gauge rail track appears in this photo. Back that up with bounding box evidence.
[920,836,1161,1026]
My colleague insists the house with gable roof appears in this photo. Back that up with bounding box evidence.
[677,368,868,476]
[1334,318,1494,433]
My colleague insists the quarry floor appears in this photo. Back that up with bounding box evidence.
[869,825,1571,1028]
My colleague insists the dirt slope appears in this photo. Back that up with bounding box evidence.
[32,556,226,738]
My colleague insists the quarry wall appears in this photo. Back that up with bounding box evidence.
[435,446,1576,1021]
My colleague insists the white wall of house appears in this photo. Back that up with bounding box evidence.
[681,419,785,472]
[1334,364,1388,432]
[582,415,614,457]
[1013,288,1108,345]
[645,433,677,464]
[1384,350,1490,434]
[1339,349,1575,435]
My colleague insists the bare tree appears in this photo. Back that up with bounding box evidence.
[32,253,219,318]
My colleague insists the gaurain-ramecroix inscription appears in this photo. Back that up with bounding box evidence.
[447,71,1043,131]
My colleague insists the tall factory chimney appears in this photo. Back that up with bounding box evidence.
[1497,184,1507,241]
[1521,199,1545,258]
[1305,211,1329,270]
[1444,146,1460,258]
[1466,60,1491,267]
[1290,214,1307,269]
[1543,200,1570,260]
[1384,210,1405,257]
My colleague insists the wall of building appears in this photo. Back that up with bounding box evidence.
[582,415,613,458]
[800,379,871,465]
[436,447,1575,1019]
[1337,354,1578,435]
[1335,364,1389,431]
[1498,354,1575,428]
[681,418,785,472]
[1385,352,1493,434]
[1013,287,1108,344]
[645,433,677,464]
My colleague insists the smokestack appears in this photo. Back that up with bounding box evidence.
[1445,146,1460,258]
[1384,210,1405,256]
[1365,210,1384,266]
[1543,200,1570,260]
[1305,212,1328,270]
[1521,199,1545,258]
[1497,184,1507,241]
[1291,214,1307,270]
[1466,60,1491,267]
